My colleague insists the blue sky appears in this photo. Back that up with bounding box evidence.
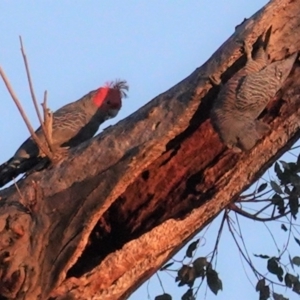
[2,1,299,300]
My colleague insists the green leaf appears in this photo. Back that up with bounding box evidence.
[254,254,270,259]
[257,183,268,193]
[193,257,207,277]
[206,267,222,295]
[181,289,195,300]
[177,265,196,287]
[280,160,290,170]
[293,281,300,295]
[292,256,300,267]
[267,257,279,274]
[259,285,270,300]
[256,278,265,292]
[284,185,291,195]
[284,273,298,288]
[267,257,283,281]
[155,294,172,300]
[289,192,299,219]
[160,262,174,271]
[281,224,288,232]
[178,265,191,279]
[285,273,293,288]
[270,180,282,194]
[294,237,300,247]
[290,174,300,187]
[274,162,283,178]
[277,267,284,282]
[289,254,295,271]
[186,239,199,258]
[289,162,298,172]
[273,292,289,300]
[297,153,300,168]
[272,194,285,215]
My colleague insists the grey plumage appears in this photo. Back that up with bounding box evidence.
[210,34,297,152]
[0,80,128,187]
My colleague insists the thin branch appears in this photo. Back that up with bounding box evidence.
[146,278,151,300]
[19,36,55,156]
[239,198,276,203]
[155,273,166,294]
[262,222,281,254]
[19,37,44,129]
[253,202,274,217]
[228,203,292,222]
[210,211,226,265]
[278,214,293,259]
[13,178,25,204]
[239,189,273,201]
[235,211,255,265]
[227,215,286,287]
[236,204,300,227]
[42,90,54,151]
[234,213,257,289]
[0,66,52,158]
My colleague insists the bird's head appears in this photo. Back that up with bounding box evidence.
[93,79,129,118]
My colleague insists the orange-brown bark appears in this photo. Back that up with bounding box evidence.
[1,0,300,299]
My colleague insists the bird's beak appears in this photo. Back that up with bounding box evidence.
[108,108,119,118]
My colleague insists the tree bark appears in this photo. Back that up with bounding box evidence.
[1,0,300,299]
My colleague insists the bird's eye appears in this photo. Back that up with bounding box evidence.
[107,100,111,105]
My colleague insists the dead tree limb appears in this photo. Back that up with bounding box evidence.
[0,0,300,299]
[19,37,55,158]
[0,67,52,159]
[41,90,54,149]
[19,37,44,132]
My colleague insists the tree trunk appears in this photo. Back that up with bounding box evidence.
[1,0,300,299]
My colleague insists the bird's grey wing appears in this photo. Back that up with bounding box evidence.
[234,69,274,117]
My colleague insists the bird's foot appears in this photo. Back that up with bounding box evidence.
[208,75,222,86]
[243,40,253,61]
[226,142,242,153]
[52,147,69,164]
[236,39,253,61]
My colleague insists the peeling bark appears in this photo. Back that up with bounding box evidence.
[1,0,300,299]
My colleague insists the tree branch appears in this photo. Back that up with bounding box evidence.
[19,36,55,158]
[0,66,52,158]
[228,203,293,222]
[1,0,300,299]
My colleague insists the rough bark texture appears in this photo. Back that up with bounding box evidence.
[1,0,300,299]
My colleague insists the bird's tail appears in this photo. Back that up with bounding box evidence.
[0,157,19,187]
[0,156,40,188]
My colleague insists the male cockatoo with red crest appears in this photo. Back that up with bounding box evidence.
[0,79,128,187]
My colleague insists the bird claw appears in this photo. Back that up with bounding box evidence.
[236,39,253,61]
[242,41,253,61]
[227,143,242,153]
[52,147,69,164]
[209,75,222,86]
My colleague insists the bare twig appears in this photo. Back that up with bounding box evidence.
[13,178,24,202]
[155,273,166,294]
[210,211,226,264]
[19,36,55,156]
[253,202,274,217]
[42,90,54,148]
[278,214,292,259]
[19,37,44,127]
[262,222,281,254]
[228,203,291,222]
[0,66,52,158]
[226,215,286,287]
